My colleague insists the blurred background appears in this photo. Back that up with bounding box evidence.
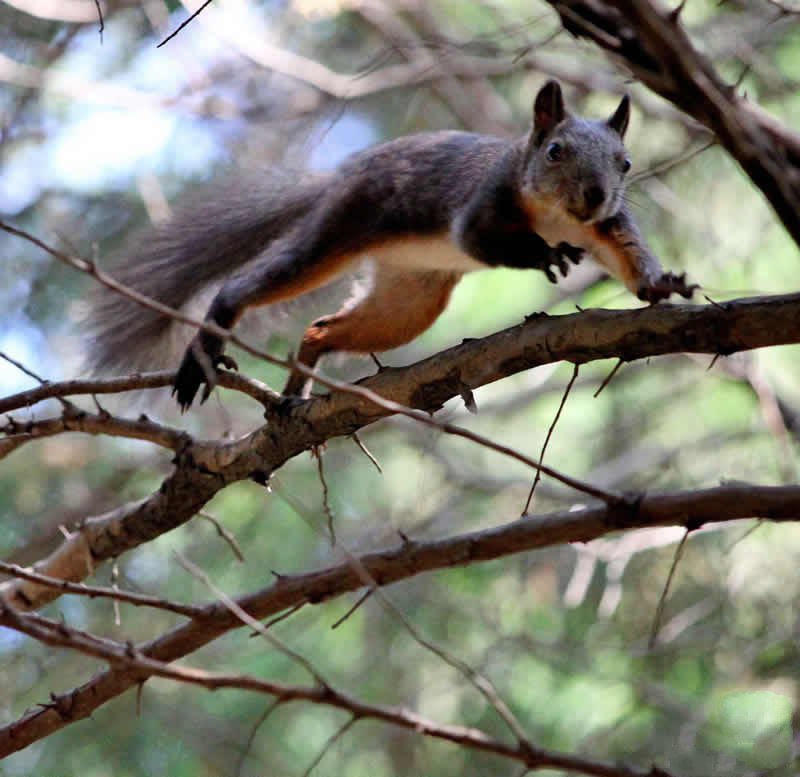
[1,0,800,774]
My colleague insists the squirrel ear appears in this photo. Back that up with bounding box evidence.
[607,94,631,138]
[533,80,566,142]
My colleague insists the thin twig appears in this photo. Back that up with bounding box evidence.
[0,561,202,618]
[648,528,691,650]
[523,364,580,513]
[351,431,383,473]
[262,602,306,631]
[157,0,213,48]
[300,716,358,777]
[593,359,624,398]
[197,512,245,562]
[316,449,337,546]
[331,589,373,630]
[174,552,327,686]
[0,351,72,412]
[92,0,104,41]
[234,699,283,777]
[631,140,716,183]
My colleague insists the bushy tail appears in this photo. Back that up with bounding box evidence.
[85,171,329,374]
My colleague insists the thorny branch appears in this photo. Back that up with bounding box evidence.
[0,603,680,777]
[1,483,798,760]
[2,265,800,614]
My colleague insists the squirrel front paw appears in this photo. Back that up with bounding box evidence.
[637,271,698,304]
[543,242,584,284]
[172,334,238,411]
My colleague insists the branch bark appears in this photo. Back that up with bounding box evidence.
[0,606,677,777]
[2,483,798,758]
[3,292,800,611]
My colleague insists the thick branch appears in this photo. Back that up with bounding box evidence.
[3,292,800,610]
[1,483,798,757]
[0,606,678,777]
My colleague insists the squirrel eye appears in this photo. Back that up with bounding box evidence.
[545,142,562,162]
[621,157,632,173]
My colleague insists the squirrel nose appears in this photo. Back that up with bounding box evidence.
[584,185,606,211]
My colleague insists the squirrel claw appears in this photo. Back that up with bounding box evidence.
[217,354,239,372]
[557,242,584,266]
[638,271,698,304]
[173,336,233,410]
[544,243,583,283]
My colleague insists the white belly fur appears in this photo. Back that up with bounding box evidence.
[357,220,627,285]
[531,205,593,250]
[532,203,632,287]
[366,234,485,272]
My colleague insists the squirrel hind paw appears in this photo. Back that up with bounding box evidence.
[173,345,236,411]
[172,352,207,411]
[556,242,584,266]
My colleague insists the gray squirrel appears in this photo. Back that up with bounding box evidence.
[88,80,695,408]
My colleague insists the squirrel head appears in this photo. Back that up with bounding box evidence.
[521,80,632,224]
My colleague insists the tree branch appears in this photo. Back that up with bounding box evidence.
[3,292,800,610]
[0,604,680,777]
[1,483,797,757]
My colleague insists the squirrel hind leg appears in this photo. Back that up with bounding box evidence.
[283,316,333,397]
[283,269,462,397]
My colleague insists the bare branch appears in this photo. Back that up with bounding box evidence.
[0,602,680,777]
[234,700,284,777]
[1,482,798,756]
[3,287,800,611]
[523,363,580,513]
[1,405,190,459]
[300,717,358,777]
[0,561,202,618]
[0,370,280,415]
[648,527,691,649]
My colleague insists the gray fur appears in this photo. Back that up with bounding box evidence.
[524,118,631,223]
[86,82,636,386]
[85,170,330,373]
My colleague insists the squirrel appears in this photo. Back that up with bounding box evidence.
[87,80,695,409]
